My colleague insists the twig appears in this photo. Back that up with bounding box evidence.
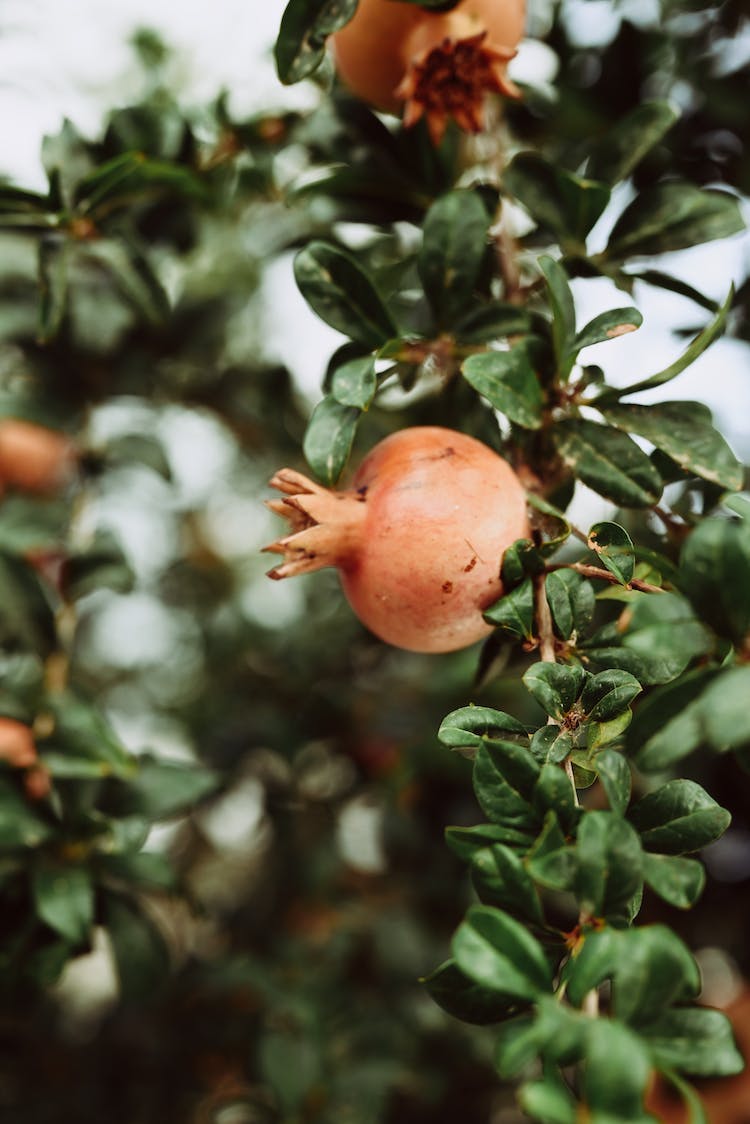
[547,561,666,595]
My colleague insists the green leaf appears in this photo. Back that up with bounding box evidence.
[461,346,544,429]
[596,749,631,815]
[453,302,532,344]
[576,811,643,918]
[699,666,750,752]
[108,755,219,821]
[483,577,534,640]
[530,725,575,766]
[583,1018,651,1116]
[586,101,680,186]
[419,190,489,326]
[554,419,662,507]
[38,236,70,343]
[471,844,544,922]
[608,592,713,688]
[680,516,750,644]
[628,268,717,311]
[628,780,731,855]
[445,823,538,862]
[303,395,360,485]
[612,925,700,1025]
[532,764,580,835]
[63,530,135,601]
[518,1075,577,1124]
[103,891,170,1002]
[0,777,53,848]
[501,538,545,588]
[473,740,540,829]
[643,853,705,909]
[504,153,610,244]
[331,355,377,410]
[594,287,733,402]
[42,694,134,777]
[629,668,718,771]
[83,237,170,325]
[574,307,642,353]
[32,863,94,944]
[423,959,519,1025]
[539,256,576,374]
[641,1008,744,1077]
[601,401,743,491]
[545,570,595,640]
[587,709,633,752]
[451,905,552,999]
[275,0,357,84]
[294,241,397,348]
[606,182,744,260]
[494,1014,540,1078]
[580,669,642,722]
[438,706,528,751]
[565,928,619,1007]
[587,522,635,585]
[523,663,587,721]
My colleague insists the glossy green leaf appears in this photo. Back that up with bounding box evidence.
[32,863,94,944]
[554,420,662,507]
[419,190,489,326]
[630,668,718,771]
[596,749,631,815]
[275,0,357,83]
[473,739,540,829]
[612,925,700,1025]
[580,669,642,722]
[628,780,731,855]
[611,592,712,687]
[586,101,680,185]
[640,1008,744,1077]
[565,928,619,1008]
[700,666,750,752]
[586,708,633,752]
[501,538,545,588]
[331,355,377,409]
[583,1018,651,1116]
[438,706,528,751]
[461,345,543,429]
[574,307,642,353]
[523,663,587,720]
[303,395,360,484]
[680,516,750,643]
[540,256,576,372]
[483,577,534,640]
[587,521,635,585]
[576,811,643,917]
[594,287,732,402]
[471,844,544,922]
[452,905,552,999]
[530,724,575,766]
[532,764,580,835]
[504,152,610,244]
[294,241,396,348]
[545,569,595,640]
[423,959,520,1025]
[607,183,744,260]
[445,822,537,862]
[601,401,743,491]
[643,853,705,909]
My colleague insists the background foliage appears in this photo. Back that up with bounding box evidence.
[1,1,749,1121]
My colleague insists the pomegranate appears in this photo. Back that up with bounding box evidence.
[264,426,529,653]
[0,418,75,496]
[331,0,525,144]
[0,717,38,769]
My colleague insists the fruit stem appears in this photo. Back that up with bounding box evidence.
[264,468,366,580]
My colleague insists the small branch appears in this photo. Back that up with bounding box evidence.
[547,561,666,595]
[491,201,523,304]
[533,571,557,664]
[582,985,600,1018]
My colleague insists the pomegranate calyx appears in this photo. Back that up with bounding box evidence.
[264,468,366,581]
[396,32,520,145]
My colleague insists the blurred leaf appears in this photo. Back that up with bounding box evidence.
[606,183,744,259]
[628,780,731,854]
[452,905,552,999]
[699,666,750,752]
[63,530,134,601]
[612,925,700,1025]
[303,395,360,484]
[103,433,172,479]
[518,1073,577,1123]
[680,515,750,643]
[576,811,642,918]
[84,237,170,324]
[331,355,377,409]
[586,101,680,185]
[294,240,397,347]
[103,891,170,1002]
[601,401,743,491]
[42,694,134,777]
[0,777,52,848]
[461,345,543,429]
[38,237,70,343]
[108,755,219,821]
[554,419,662,507]
[504,153,610,244]
[582,1017,651,1116]
[419,190,489,326]
[629,668,718,771]
[0,553,56,656]
[483,577,534,640]
[643,853,705,910]
[438,706,528,751]
[580,669,641,722]
[453,302,531,343]
[275,0,357,83]
[628,268,717,311]
[641,1008,744,1077]
[32,862,94,944]
[101,850,178,892]
[523,663,586,721]
[493,1014,540,1078]
[596,749,631,815]
[587,521,635,585]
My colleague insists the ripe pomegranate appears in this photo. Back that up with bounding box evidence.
[331,0,525,144]
[0,717,38,769]
[264,426,529,653]
[0,418,75,495]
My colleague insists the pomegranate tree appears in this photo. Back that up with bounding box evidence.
[265,426,529,652]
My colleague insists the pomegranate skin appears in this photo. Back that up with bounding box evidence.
[0,717,38,769]
[265,426,530,654]
[331,0,525,141]
[0,419,75,495]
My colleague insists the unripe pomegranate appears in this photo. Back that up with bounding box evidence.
[0,716,38,769]
[0,418,76,495]
[331,0,525,144]
[264,426,529,653]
